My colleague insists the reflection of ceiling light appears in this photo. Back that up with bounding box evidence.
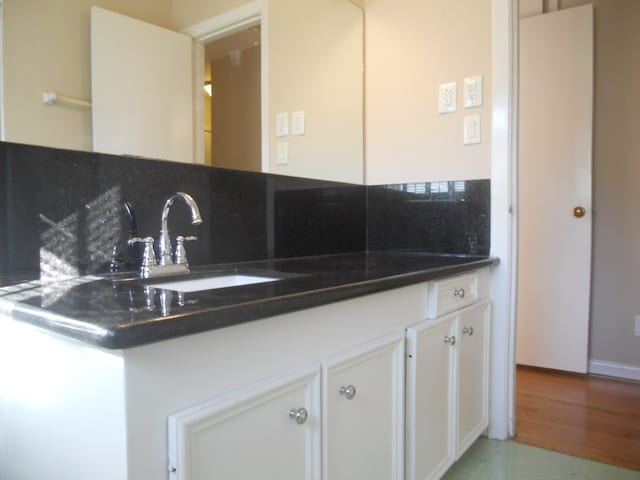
[204,82,212,96]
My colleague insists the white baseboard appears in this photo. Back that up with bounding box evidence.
[588,359,640,381]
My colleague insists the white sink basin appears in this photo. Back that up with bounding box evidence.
[150,274,280,293]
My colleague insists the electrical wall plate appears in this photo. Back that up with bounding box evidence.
[464,114,481,145]
[276,141,288,165]
[438,82,457,114]
[275,112,288,137]
[463,75,483,108]
[292,111,305,135]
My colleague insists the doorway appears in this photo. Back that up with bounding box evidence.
[513,0,640,464]
[203,27,261,171]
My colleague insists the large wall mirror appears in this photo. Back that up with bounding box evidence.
[1,0,364,184]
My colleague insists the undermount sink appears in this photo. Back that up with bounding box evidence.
[150,274,280,293]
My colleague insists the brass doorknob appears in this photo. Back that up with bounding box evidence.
[573,206,586,218]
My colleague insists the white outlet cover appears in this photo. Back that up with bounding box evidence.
[463,75,483,108]
[635,314,640,336]
[438,82,457,114]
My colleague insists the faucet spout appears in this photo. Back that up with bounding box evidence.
[161,192,202,232]
[158,192,202,266]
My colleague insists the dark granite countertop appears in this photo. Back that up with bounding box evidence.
[0,251,499,349]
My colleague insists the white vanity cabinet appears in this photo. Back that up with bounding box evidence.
[167,364,322,480]
[167,332,405,480]
[322,333,405,480]
[0,267,494,480]
[406,270,491,480]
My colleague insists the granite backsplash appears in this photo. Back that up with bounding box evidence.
[0,142,489,287]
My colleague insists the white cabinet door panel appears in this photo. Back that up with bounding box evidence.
[168,363,321,480]
[457,301,491,457]
[322,332,405,480]
[406,315,457,480]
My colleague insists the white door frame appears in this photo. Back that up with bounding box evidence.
[0,1,5,140]
[489,0,518,440]
[182,0,269,172]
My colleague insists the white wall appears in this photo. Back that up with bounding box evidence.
[211,45,262,172]
[267,0,363,183]
[585,0,640,373]
[172,0,247,31]
[364,0,492,184]
[2,0,173,152]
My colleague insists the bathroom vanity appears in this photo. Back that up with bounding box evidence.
[0,141,495,480]
[0,253,496,480]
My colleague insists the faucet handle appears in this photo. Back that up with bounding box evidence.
[128,237,158,272]
[174,236,198,265]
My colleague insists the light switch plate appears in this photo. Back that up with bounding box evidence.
[464,114,481,145]
[276,141,288,165]
[276,113,288,137]
[463,75,483,108]
[292,111,305,136]
[438,82,457,114]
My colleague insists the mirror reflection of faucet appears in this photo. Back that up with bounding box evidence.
[128,286,194,316]
[128,192,202,279]
[110,200,141,273]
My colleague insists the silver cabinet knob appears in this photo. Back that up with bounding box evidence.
[444,335,456,346]
[463,326,474,336]
[339,384,357,400]
[454,288,466,298]
[289,407,308,425]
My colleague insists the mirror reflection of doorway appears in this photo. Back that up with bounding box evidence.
[203,26,261,171]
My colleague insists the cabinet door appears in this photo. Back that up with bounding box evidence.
[406,315,457,480]
[322,333,405,480]
[456,301,491,457]
[168,364,321,480]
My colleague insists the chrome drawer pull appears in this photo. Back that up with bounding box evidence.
[339,384,357,400]
[463,326,474,336]
[453,288,466,298]
[289,407,308,425]
[444,335,456,346]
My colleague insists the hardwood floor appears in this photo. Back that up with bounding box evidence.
[515,365,640,471]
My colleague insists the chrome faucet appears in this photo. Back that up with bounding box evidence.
[158,192,202,266]
[128,192,202,279]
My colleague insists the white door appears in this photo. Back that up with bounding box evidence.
[322,333,405,480]
[91,7,194,163]
[517,5,593,373]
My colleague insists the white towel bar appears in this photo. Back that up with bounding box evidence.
[42,91,92,108]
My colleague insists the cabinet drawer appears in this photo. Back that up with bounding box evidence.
[427,272,479,318]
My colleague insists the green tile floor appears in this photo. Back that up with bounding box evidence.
[442,437,640,480]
